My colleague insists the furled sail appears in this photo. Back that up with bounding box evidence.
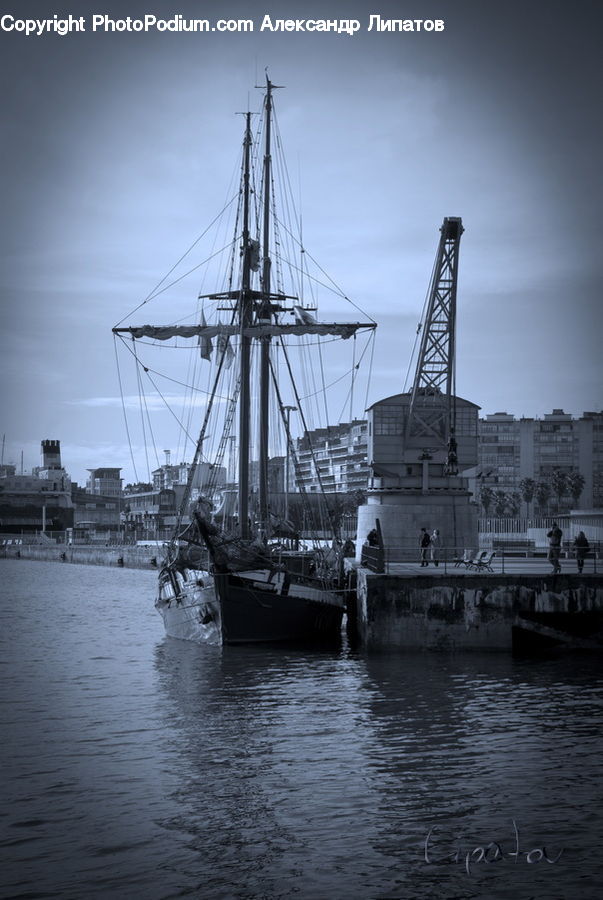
[198,309,213,360]
[113,322,375,340]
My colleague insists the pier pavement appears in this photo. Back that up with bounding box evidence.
[382,557,600,578]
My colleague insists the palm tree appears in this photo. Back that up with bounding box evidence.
[480,485,494,516]
[507,491,522,517]
[493,490,508,518]
[534,481,551,515]
[566,471,585,508]
[519,477,536,518]
[551,469,568,512]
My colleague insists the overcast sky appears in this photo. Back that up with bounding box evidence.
[1,0,602,484]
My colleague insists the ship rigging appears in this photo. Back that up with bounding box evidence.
[113,77,376,643]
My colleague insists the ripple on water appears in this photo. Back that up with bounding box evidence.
[1,560,602,898]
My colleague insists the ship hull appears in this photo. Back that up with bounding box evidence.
[214,571,344,644]
[156,571,221,644]
[156,564,344,646]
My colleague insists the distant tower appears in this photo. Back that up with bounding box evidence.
[41,439,62,470]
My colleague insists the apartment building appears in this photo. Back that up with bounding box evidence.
[294,420,369,493]
[477,409,603,509]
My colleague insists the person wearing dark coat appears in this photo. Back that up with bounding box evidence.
[419,527,431,566]
[366,528,379,548]
[547,522,563,574]
[573,531,590,574]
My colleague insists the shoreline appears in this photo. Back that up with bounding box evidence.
[1,543,162,570]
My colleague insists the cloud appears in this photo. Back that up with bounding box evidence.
[64,393,212,410]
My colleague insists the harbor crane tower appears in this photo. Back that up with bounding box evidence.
[357,217,479,560]
[406,216,462,471]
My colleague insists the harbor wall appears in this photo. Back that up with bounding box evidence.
[355,568,603,651]
[1,543,162,570]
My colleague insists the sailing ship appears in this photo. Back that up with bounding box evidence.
[113,78,376,644]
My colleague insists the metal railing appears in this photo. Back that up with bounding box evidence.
[359,543,599,576]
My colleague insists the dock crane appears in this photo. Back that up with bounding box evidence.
[405,217,464,474]
[359,215,478,559]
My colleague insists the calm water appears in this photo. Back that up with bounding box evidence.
[1,559,602,899]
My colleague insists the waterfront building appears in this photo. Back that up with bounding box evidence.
[477,412,520,494]
[152,456,226,495]
[86,467,122,498]
[0,440,73,533]
[294,420,369,494]
[122,486,183,536]
[476,409,603,512]
[71,486,121,530]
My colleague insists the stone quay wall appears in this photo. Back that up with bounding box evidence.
[1,543,163,570]
[356,569,603,651]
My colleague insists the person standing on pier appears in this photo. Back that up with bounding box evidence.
[573,531,590,574]
[419,528,431,566]
[430,528,440,567]
[547,522,563,574]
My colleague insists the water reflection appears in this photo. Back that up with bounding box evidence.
[154,639,603,898]
[360,653,603,898]
[4,560,599,899]
[153,639,380,897]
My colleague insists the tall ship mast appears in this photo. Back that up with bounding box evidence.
[113,79,376,644]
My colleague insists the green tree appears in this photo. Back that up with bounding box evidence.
[519,477,536,517]
[480,485,494,516]
[493,490,508,517]
[507,491,522,517]
[346,489,367,511]
[551,469,568,512]
[124,482,153,494]
[566,471,585,507]
[534,481,551,515]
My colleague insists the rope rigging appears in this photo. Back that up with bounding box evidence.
[113,82,376,557]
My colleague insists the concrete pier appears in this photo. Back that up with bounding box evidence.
[1,543,162,570]
[354,566,603,651]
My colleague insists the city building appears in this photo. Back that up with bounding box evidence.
[86,467,122,498]
[71,486,121,531]
[476,409,603,512]
[122,486,185,536]
[477,412,521,494]
[294,420,369,494]
[0,440,73,533]
[152,458,225,494]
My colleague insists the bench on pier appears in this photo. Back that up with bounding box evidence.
[492,540,536,557]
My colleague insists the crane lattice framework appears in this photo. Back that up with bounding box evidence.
[405,217,464,455]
